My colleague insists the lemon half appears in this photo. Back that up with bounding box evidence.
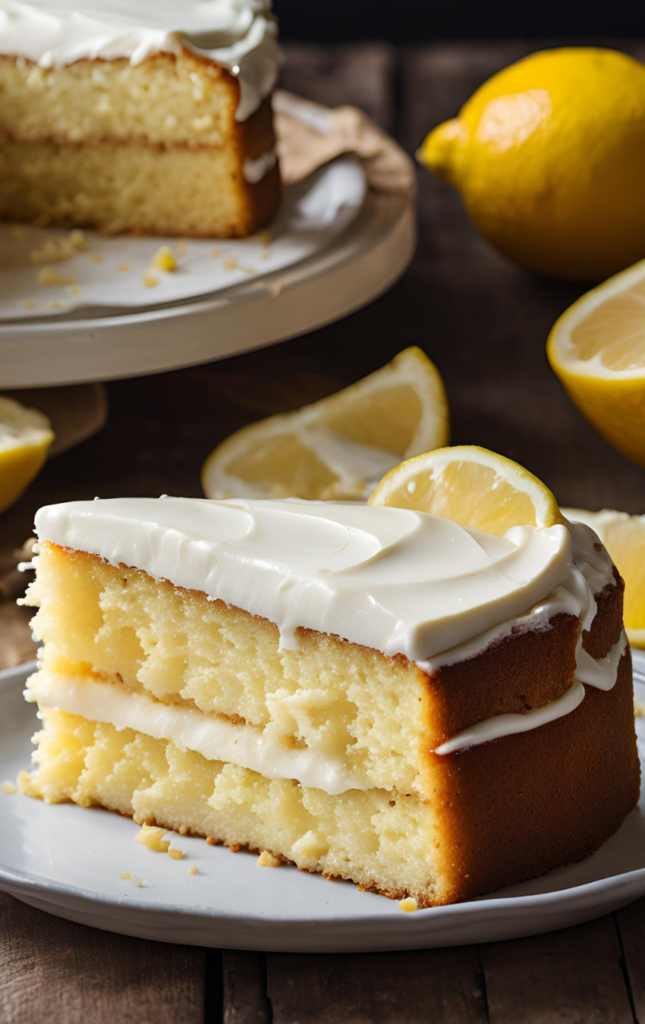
[548,258,645,467]
[202,348,449,502]
[369,445,563,537]
[0,396,54,513]
[419,47,645,281]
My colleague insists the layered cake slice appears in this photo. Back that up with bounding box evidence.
[20,459,639,906]
[0,1,281,236]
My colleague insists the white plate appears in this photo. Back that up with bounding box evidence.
[0,188,415,389]
[1,654,644,953]
[0,158,366,322]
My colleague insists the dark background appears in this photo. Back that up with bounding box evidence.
[273,1,645,42]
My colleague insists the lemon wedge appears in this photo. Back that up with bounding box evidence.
[369,445,563,537]
[547,259,645,467]
[563,507,645,648]
[0,396,54,513]
[202,348,449,502]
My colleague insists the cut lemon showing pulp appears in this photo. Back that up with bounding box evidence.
[0,396,54,514]
[202,348,449,502]
[369,445,563,537]
[547,258,645,467]
[563,508,645,648]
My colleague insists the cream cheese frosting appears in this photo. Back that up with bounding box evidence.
[33,496,603,663]
[0,0,280,121]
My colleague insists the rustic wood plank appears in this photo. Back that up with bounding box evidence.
[0,891,205,1024]
[399,43,645,514]
[480,916,633,1024]
[615,897,645,1022]
[281,42,396,131]
[267,947,487,1024]
[222,951,270,1024]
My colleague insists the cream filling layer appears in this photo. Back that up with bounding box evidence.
[434,632,628,756]
[26,670,372,796]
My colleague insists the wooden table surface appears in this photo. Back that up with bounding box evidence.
[2,41,645,1024]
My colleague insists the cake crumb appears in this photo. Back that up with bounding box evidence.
[261,251,272,261]
[23,300,36,310]
[206,836,218,846]
[29,229,87,265]
[223,258,238,270]
[258,229,272,247]
[38,266,76,287]
[47,301,63,309]
[257,850,281,868]
[90,255,104,264]
[143,271,159,288]
[135,825,170,852]
[168,848,184,860]
[212,248,222,257]
[267,280,283,297]
[188,865,198,876]
[242,266,256,275]
[119,871,132,880]
[118,263,131,272]
[399,897,418,913]
[2,781,16,795]
[150,245,177,272]
[68,285,81,296]
[635,700,645,718]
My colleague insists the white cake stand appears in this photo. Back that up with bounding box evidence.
[0,190,415,389]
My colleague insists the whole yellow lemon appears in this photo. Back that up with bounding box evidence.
[418,48,645,282]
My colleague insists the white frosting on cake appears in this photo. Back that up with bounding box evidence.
[0,0,279,120]
[33,496,610,663]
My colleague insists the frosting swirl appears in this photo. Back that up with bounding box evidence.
[34,496,612,662]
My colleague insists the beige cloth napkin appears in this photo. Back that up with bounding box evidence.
[274,90,417,201]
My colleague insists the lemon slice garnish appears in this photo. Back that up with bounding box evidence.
[564,507,645,648]
[547,258,645,467]
[0,396,54,513]
[202,348,449,502]
[369,445,563,537]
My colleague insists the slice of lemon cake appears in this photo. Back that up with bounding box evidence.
[0,1,281,237]
[20,489,639,906]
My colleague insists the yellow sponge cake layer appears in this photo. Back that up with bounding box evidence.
[0,131,279,238]
[0,5,280,237]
